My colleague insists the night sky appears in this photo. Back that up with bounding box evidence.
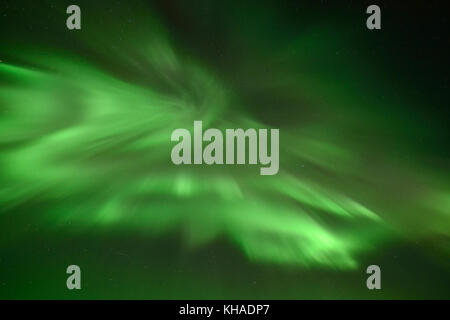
[0,0,449,299]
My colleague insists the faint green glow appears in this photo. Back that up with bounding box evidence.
[0,1,449,282]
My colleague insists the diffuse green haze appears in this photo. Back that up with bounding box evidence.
[0,0,448,298]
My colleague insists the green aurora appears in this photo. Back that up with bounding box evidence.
[0,0,449,299]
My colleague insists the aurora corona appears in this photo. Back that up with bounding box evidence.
[0,0,448,299]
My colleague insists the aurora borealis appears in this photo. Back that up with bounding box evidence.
[0,0,449,299]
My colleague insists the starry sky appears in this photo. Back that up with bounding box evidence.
[0,0,449,299]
